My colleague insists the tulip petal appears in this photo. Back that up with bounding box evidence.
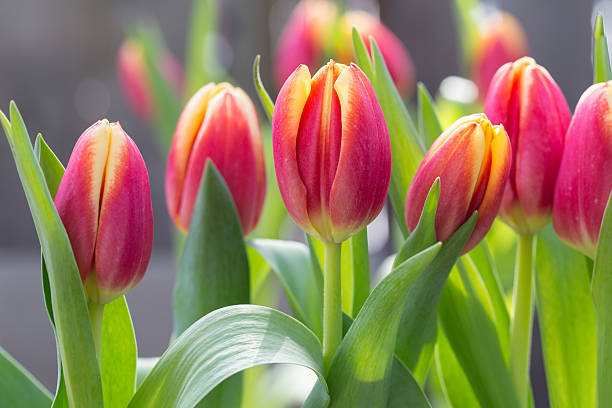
[55,120,110,281]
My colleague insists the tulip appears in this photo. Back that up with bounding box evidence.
[166,83,266,235]
[274,0,338,88]
[273,60,391,244]
[485,57,571,234]
[473,11,529,97]
[117,37,184,120]
[405,113,511,254]
[338,11,416,95]
[55,120,154,305]
[553,82,612,258]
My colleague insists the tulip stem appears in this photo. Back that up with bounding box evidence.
[87,301,104,368]
[323,241,343,373]
[509,233,534,407]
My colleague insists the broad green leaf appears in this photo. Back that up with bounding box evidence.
[186,0,221,94]
[0,346,52,407]
[433,327,479,408]
[352,29,424,235]
[136,358,159,390]
[0,102,103,407]
[249,239,323,339]
[592,192,612,408]
[535,226,595,408]
[173,161,249,407]
[593,14,612,84]
[345,229,370,317]
[417,83,443,149]
[102,297,138,408]
[129,305,328,408]
[387,359,431,408]
[437,262,519,408]
[252,55,274,122]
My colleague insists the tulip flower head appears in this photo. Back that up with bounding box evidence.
[473,11,529,97]
[55,120,154,304]
[166,83,266,235]
[553,82,612,258]
[485,57,571,234]
[273,61,391,243]
[117,37,184,120]
[405,114,511,254]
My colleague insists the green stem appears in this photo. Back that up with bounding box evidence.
[509,233,534,407]
[88,300,104,368]
[323,241,343,373]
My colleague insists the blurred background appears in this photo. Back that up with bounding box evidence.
[0,0,601,405]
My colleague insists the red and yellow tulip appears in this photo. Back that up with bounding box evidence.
[166,83,266,235]
[485,57,571,234]
[553,82,612,258]
[272,61,391,243]
[54,120,154,304]
[405,114,511,253]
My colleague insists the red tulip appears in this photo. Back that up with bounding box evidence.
[166,83,266,235]
[473,11,529,97]
[117,37,184,120]
[55,120,154,304]
[273,61,391,243]
[338,11,416,95]
[484,57,571,234]
[553,82,612,258]
[405,114,511,254]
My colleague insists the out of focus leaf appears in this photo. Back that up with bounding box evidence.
[593,14,612,84]
[252,55,275,122]
[417,83,443,149]
[186,0,221,94]
[452,0,480,74]
[1,103,103,407]
[129,305,328,408]
[535,226,595,408]
[592,192,612,408]
[0,346,51,407]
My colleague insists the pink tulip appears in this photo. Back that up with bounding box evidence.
[473,11,529,98]
[273,61,391,243]
[117,37,184,120]
[553,82,612,258]
[485,57,571,234]
[166,83,266,235]
[405,114,511,254]
[55,120,154,304]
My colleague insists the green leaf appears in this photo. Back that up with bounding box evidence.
[593,14,612,84]
[249,239,323,339]
[417,83,443,150]
[352,28,424,235]
[535,226,596,408]
[592,192,612,408]
[387,359,431,408]
[129,305,328,408]
[437,261,519,408]
[451,0,480,74]
[0,346,52,407]
[252,55,275,122]
[102,297,138,408]
[0,102,103,407]
[346,229,370,317]
[172,161,249,407]
[185,0,221,94]
[136,358,158,390]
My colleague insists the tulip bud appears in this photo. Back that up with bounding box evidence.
[166,83,266,235]
[117,37,184,120]
[485,57,571,234]
[274,0,338,88]
[405,114,511,254]
[273,61,391,243]
[338,11,416,95]
[473,11,529,97]
[54,120,154,304]
[553,82,612,258]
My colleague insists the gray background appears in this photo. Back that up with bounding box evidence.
[0,0,596,405]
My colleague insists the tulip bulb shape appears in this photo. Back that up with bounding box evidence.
[273,61,391,243]
[553,82,612,258]
[485,57,571,234]
[405,114,511,254]
[166,83,266,235]
[55,120,154,305]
